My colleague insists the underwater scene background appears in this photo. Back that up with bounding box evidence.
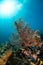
[0,0,43,65]
[0,0,43,43]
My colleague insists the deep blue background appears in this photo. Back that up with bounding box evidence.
[0,0,43,43]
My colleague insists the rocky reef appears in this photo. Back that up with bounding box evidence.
[0,19,43,65]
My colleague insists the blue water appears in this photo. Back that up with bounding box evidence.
[0,0,43,43]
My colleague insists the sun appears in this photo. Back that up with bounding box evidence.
[0,0,23,18]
